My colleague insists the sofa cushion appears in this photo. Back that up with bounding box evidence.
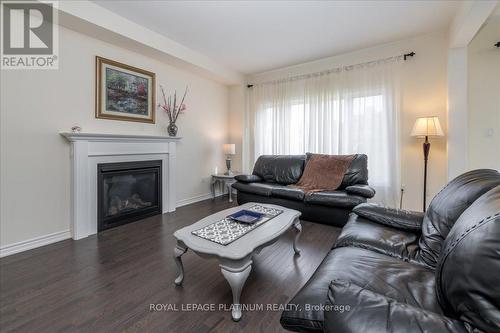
[236,190,353,227]
[353,203,424,232]
[234,174,262,183]
[303,191,366,208]
[418,169,500,269]
[280,247,439,332]
[252,155,305,184]
[231,182,276,196]
[436,186,500,333]
[295,154,356,192]
[340,154,368,188]
[324,280,466,333]
[304,153,368,189]
[345,184,376,198]
[334,213,421,263]
[271,187,305,201]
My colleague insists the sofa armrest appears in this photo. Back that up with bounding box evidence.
[345,184,376,198]
[234,174,263,183]
[352,203,424,233]
[324,280,467,333]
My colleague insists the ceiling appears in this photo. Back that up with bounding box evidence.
[93,1,460,75]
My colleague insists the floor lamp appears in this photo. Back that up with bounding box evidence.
[411,117,444,212]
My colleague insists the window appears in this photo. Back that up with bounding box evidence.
[249,60,401,205]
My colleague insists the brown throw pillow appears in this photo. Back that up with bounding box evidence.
[292,154,356,194]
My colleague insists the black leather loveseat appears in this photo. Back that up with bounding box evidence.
[280,169,500,333]
[232,154,375,227]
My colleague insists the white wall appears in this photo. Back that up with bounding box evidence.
[447,47,469,179]
[233,31,450,211]
[0,26,229,247]
[228,86,245,173]
[467,19,500,170]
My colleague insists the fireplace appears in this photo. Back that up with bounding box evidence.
[97,160,162,231]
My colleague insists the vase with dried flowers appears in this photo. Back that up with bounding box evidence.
[159,85,188,137]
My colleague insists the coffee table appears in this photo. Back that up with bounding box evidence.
[173,202,302,321]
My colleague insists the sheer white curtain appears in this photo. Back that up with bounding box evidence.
[245,58,402,206]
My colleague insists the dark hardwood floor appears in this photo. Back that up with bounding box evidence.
[0,197,340,333]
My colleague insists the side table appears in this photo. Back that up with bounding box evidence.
[211,173,241,202]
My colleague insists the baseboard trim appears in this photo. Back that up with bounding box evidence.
[176,192,224,208]
[0,230,71,258]
[1,192,232,258]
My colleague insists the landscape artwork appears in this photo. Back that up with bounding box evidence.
[96,56,156,123]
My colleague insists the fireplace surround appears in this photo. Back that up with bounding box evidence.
[61,133,180,240]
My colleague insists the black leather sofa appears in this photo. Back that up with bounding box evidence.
[280,169,500,333]
[232,154,375,227]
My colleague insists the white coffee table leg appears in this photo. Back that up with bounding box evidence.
[220,262,252,321]
[174,243,188,285]
[292,218,302,255]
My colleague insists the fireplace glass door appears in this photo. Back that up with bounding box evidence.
[97,160,162,231]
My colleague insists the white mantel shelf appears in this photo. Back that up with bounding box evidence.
[60,132,182,142]
[61,132,180,240]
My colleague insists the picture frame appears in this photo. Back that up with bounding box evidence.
[95,56,156,123]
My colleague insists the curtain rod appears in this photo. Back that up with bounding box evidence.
[247,51,415,88]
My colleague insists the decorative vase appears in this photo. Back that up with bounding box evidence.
[167,122,178,137]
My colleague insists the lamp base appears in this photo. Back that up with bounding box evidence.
[224,159,233,176]
[422,136,430,212]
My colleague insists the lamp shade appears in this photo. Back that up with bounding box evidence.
[223,143,236,155]
[411,117,444,137]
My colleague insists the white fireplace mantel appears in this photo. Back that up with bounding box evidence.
[61,132,181,240]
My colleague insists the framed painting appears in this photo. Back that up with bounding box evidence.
[96,56,156,123]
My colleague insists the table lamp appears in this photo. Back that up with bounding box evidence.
[411,116,444,212]
[223,143,236,175]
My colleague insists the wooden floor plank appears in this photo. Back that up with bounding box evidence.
[0,198,340,333]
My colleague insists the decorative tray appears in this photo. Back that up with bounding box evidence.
[227,210,264,224]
